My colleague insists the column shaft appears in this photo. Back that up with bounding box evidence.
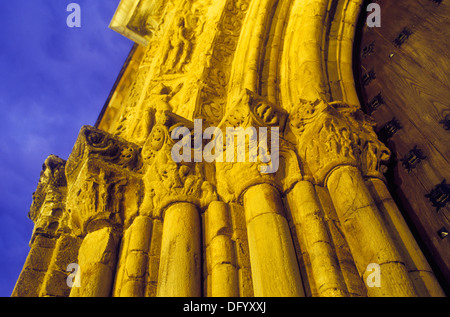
[157,202,201,297]
[114,215,153,297]
[287,180,348,297]
[326,166,417,297]
[366,178,445,297]
[70,227,119,297]
[206,201,239,297]
[244,183,304,297]
[11,235,56,297]
[39,234,81,297]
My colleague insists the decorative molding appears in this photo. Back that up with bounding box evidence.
[197,0,251,126]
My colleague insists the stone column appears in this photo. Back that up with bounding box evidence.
[64,126,142,297]
[135,111,218,297]
[243,183,304,297]
[114,215,153,297]
[214,90,301,296]
[12,155,67,297]
[327,166,417,297]
[366,177,445,297]
[39,234,82,297]
[69,226,119,297]
[206,201,239,297]
[157,202,202,297]
[290,99,421,296]
[314,184,368,297]
[287,180,348,297]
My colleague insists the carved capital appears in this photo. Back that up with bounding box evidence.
[222,89,288,130]
[141,111,195,165]
[66,126,142,235]
[290,99,390,184]
[214,90,296,201]
[141,111,217,217]
[215,138,301,202]
[66,126,142,184]
[215,162,279,204]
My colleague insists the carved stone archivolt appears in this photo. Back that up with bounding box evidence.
[198,0,251,125]
[159,15,193,74]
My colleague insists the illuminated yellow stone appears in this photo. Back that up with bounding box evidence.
[12,0,445,297]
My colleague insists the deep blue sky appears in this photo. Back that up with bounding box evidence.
[0,1,133,296]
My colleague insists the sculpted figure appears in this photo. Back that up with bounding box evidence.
[161,16,192,73]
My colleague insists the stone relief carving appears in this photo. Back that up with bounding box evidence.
[128,0,168,37]
[119,81,187,146]
[115,55,152,139]
[214,90,292,201]
[160,15,193,73]
[16,0,446,299]
[83,127,142,172]
[68,170,128,235]
[115,1,209,142]
[198,0,251,125]
[140,111,217,217]
[221,89,287,129]
[158,1,207,75]
[66,126,142,180]
[65,126,143,235]
[290,99,390,184]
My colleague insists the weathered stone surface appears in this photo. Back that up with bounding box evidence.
[244,184,304,297]
[13,0,445,298]
[70,227,119,297]
[157,203,201,297]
